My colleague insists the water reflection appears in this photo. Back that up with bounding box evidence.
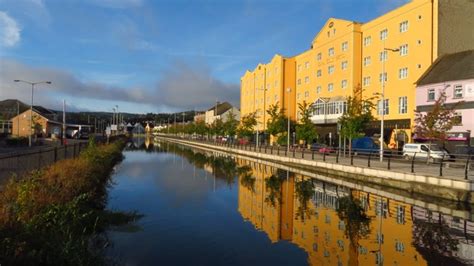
[115,138,474,265]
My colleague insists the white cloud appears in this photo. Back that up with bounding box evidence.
[0,11,21,47]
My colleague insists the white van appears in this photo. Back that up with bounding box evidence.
[402,143,449,162]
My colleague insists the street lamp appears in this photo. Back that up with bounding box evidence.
[255,87,267,148]
[286,88,291,154]
[379,44,399,162]
[13,79,52,147]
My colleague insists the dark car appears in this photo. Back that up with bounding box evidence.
[351,137,392,156]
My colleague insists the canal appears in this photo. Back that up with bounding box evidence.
[105,138,474,265]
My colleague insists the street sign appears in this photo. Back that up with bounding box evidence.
[106,126,111,136]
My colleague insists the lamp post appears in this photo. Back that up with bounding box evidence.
[379,44,399,162]
[13,79,52,147]
[286,88,291,154]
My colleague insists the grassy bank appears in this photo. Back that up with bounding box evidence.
[0,138,140,265]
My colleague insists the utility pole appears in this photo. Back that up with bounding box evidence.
[62,100,66,144]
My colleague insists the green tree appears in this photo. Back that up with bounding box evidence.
[237,112,257,139]
[223,111,239,138]
[414,90,459,161]
[338,86,376,154]
[210,118,225,137]
[295,101,318,146]
[266,103,288,145]
[194,120,208,137]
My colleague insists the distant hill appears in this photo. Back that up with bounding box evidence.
[0,99,200,126]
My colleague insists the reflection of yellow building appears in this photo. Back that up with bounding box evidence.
[240,0,474,144]
[237,159,431,265]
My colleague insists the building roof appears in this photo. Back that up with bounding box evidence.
[207,102,233,116]
[0,99,30,119]
[417,50,474,86]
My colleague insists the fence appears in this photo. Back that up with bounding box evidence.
[0,142,88,184]
[161,135,473,180]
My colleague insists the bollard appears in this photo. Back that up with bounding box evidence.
[336,151,339,164]
[302,149,304,159]
[293,148,295,158]
[264,145,267,153]
[387,155,391,170]
[285,147,287,156]
[351,152,354,165]
[323,152,326,162]
[439,155,445,177]
[312,150,315,160]
[368,152,371,167]
[411,152,417,173]
[277,146,280,156]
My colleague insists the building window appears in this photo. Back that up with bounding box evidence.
[453,112,462,126]
[317,52,322,61]
[379,50,388,62]
[297,93,301,99]
[363,36,371,46]
[396,205,405,224]
[328,65,335,74]
[316,86,322,94]
[400,20,409,32]
[274,94,278,101]
[305,76,309,84]
[341,41,348,51]
[274,81,278,88]
[297,79,301,85]
[379,72,387,83]
[377,99,389,115]
[363,56,371,66]
[398,96,407,114]
[328,47,335,56]
[297,64,301,72]
[317,69,322,77]
[305,91,309,98]
[400,44,408,56]
[395,240,405,253]
[380,29,388,40]
[305,61,310,69]
[398,67,408,79]
[454,85,463,98]
[328,83,334,92]
[427,89,435,101]
[341,60,348,70]
[341,79,348,89]
[363,76,371,87]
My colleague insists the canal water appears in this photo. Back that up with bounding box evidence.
[105,138,474,265]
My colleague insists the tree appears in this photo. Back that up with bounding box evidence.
[223,111,239,139]
[414,90,459,157]
[338,86,376,154]
[194,120,208,137]
[295,101,318,146]
[210,118,224,137]
[266,103,288,145]
[237,112,257,139]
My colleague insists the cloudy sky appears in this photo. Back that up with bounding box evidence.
[0,0,408,113]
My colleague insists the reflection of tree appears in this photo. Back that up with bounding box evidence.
[264,174,283,206]
[238,166,255,192]
[336,195,371,265]
[413,212,460,263]
[295,178,314,221]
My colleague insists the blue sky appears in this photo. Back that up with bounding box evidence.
[0,0,407,113]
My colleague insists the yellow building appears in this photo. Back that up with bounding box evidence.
[240,0,474,146]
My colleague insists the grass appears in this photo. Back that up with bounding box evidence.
[0,137,141,265]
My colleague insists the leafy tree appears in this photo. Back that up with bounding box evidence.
[295,101,318,146]
[223,111,239,138]
[194,120,208,137]
[237,112,257,139]
[264,174,283,206]
[266,103,288,145]
[338,86,376,154]
[210,118,225,137]
[294,178,314,221]
[414,90,459,157]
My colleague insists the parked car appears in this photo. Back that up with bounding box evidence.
[351,137,391,156]
[310,143,335,154]
[402,143,449,162]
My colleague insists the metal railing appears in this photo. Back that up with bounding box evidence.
[159,135,473,180]
[0,142,88,183]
